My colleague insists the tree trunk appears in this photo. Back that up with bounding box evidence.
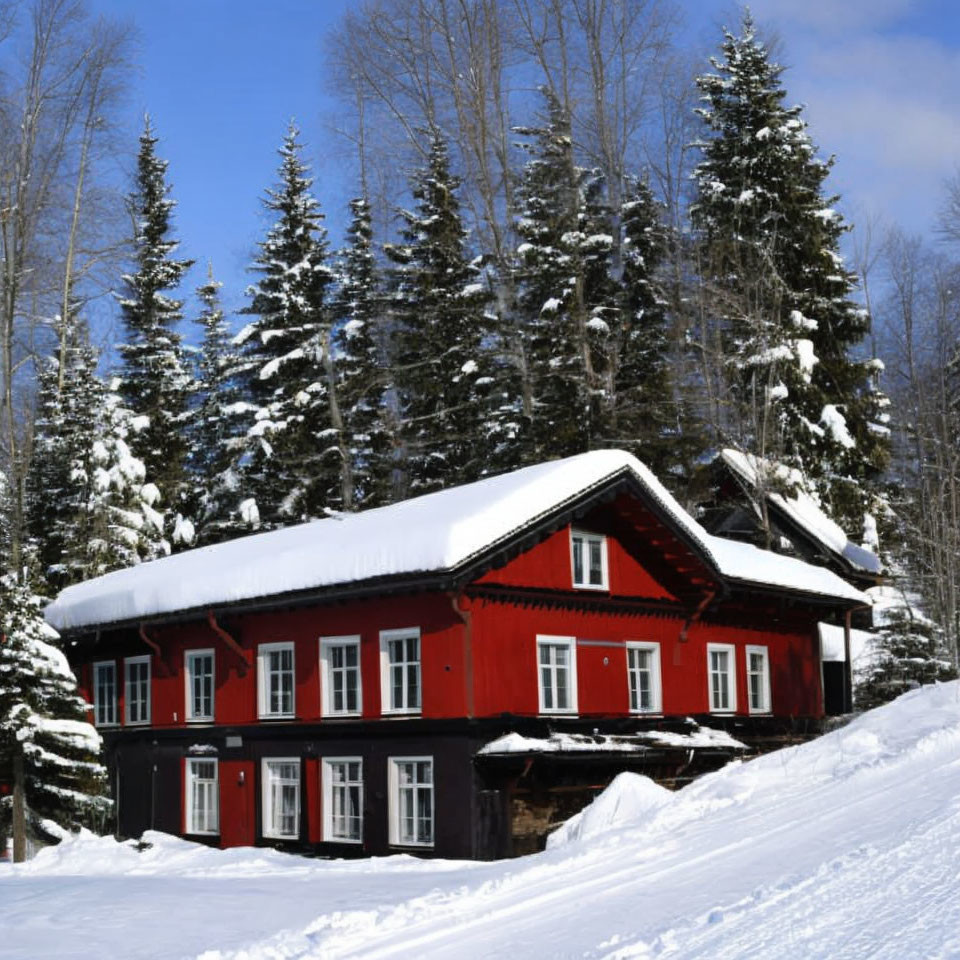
[12,749,26,863]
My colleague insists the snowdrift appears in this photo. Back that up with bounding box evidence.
[6,682,960,960]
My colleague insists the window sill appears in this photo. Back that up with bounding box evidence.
[185,830,219,838]
[323,835,363,845]
[571,582,609,592]
[258,713,297,721]
[389,841,434,850]
[262,832,300,841]
[538,709,578,717]
[381,709,422,717]
[186,716,215,724]
[124,720,151,727]
[321,711,363,720]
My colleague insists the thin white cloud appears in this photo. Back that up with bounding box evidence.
[750,0,915,32]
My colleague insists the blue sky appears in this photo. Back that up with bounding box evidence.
[93,0,960,322]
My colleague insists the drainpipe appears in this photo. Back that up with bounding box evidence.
[842,601,873,714]
[449,593,475,718]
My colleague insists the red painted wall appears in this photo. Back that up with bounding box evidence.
[90,592,468,730]
[467,594,821,718]
[476,523,675,600]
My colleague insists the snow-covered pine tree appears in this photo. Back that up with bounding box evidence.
[606,176,686,479]
[115,118,194,545]
[386,131,489,495]
[855,582,957,711]
[511,92,590,465]
[332,197,393,509]
[27,339,166,587]
[186,267,251,544]
[691,13,888,534]
[234,122,338,527]
[0,576,109,857]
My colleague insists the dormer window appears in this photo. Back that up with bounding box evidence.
[570,529,608,590]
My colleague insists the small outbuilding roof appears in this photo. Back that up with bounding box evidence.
[45,450,869,633]
[720,448,883,578]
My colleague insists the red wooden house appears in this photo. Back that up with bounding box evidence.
[46,450,868,858]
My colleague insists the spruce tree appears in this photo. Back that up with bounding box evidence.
[386,132,489,495]
[235,122,337,527]
[0,576,110,855]
[332,197,393,508]
[115,118,194,542]
[691,13,888,533]
[186,268,250,544]
[511,94,587,464]
[607,176,685,478]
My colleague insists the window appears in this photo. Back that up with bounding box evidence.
[707,643,737,713]
[262,758,300,839]
[323,757,363,843]
[124,656,151,725]
[185,758,219,835]
[320,636,362,717]
[185,650,215,722]
[93,661,117,727]
[746,645,771,714]
[537,636,577,714]
[258,643,295,718]
[380,629,421,714]
[389,757,433,847]
[570,529,608,590]
[626,642,662,714]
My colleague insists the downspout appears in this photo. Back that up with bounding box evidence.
[208,610,247,673]
[449,592,475,718]
[842,601,873,714]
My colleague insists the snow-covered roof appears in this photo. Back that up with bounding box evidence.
[720,449,883,577]
[45,449,868,632]
[479,727,746,755]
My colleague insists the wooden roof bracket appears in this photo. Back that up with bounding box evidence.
[679,590,717,644]
[139,623,161,658]
[208,610,247,673]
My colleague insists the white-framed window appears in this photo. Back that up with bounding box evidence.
[746,645,772,714]
[323,757,363,843]
[626,642,662,714]
[707,643,737,713]
[185,758,219,835]
[537,635,578,714]
[379,628,421,715]
[320,636,362,717]
[93,660,117,727]
[124,655,151,725]
[261,758,300,839]
[258,643,295,719]
[570,529,608,590]
[389,756,433,847]
[185,649,215,722]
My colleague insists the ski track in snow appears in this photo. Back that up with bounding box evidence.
[4,684,960,960]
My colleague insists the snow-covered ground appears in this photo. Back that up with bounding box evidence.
[5,682,960,959]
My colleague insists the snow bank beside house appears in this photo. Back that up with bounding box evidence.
[546,772,673,848]
[46,449,866,632]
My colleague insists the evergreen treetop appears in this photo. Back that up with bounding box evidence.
[116,118,194,537]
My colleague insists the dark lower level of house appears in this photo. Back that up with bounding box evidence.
[103,713,823,860]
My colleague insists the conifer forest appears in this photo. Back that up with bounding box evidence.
[1,0,958,846]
